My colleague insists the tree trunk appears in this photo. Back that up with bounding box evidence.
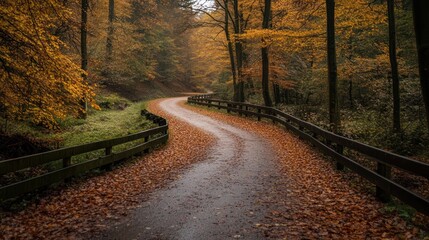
[223,0,238,101]
[79,0,89,119]
[243,49,255,98]
[233,0,244,102]
[412,0,429,131]
[348,80,353,108]
[261,0,273,107]
[107,0,114,62]
[262,46,272,107]
[273,83,281,105]
[326,0,340,133]
[284,89,290,104]
[388,0,401,133]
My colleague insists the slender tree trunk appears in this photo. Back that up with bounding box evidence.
[348,80,353,108]
[243,49,254,98]
[326,0,340,133]
[261,0,273,107]
[107,0,114,62]
[81,0,88,79]
[284,89,290,104]
[223,0,238,100]
[273,83,280,105]
[346,38,353,109]
[79,0,88,119]
[233,0,244,102]
[262,46,272,107]
[412,0,429,131]
[387,0,401,133]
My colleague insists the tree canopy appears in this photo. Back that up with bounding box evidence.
[0,0,96,128]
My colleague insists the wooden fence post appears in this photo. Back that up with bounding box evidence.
[159,119,168,135]
[63,157,71,168]
[104,146,113,170]
[239,105,242,116]
[336,144,345,170]
[105,146,112,156]
[272,111,276,124]
[310,132,318,147]
[326,139,331,147]
[258,109,261,121]
[144,136,150,153]
[227,104,231,113]
[312,132,318,139]
[376,163,392,202]
[62,156,72,182]
[298,126,305,139]
[218,102,221,110]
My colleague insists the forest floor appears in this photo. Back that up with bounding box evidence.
[0,98,213,239]
[0,97,428,239]
[181,99,429,239]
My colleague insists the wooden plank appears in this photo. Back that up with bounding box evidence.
[272,109,429,177]
[0,135,168,200]
[282,122,429,216]
[189,96,429,216]
[194,98,428,178]
[376,163,392,202]
[0,125,168,175]
[192,98,426,177]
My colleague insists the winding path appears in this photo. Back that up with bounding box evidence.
[1,97,422,239]
[103,97,281,239]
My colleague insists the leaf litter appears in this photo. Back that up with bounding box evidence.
[1,99,428,239]
[0,99,214,239]
[184,103,429,239]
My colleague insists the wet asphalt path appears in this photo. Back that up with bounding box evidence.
[102,97,280,240]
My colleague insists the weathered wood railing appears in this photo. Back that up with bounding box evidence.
[0,110,168,201]
[188,94,429,216]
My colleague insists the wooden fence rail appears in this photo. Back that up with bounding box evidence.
[188,94,429,216]
[0,110,168,201]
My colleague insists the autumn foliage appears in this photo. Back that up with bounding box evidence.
[0,0,97,128]
[192,0,427,155]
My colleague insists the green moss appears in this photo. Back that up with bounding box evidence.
[1,95,157,165]
[55,101,153,147]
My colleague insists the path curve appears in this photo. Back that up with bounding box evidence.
[104,97,280,239]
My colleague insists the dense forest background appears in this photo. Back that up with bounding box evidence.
[1,0,199,128]
[193,0,428,156]
[0,0,428,158]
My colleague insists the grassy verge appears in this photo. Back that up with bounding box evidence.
[1,94,157,164]
[0,94,160,210]
[57,101,153,147]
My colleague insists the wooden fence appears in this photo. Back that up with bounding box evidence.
[188,94,429,216]
[0,110,168,201]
